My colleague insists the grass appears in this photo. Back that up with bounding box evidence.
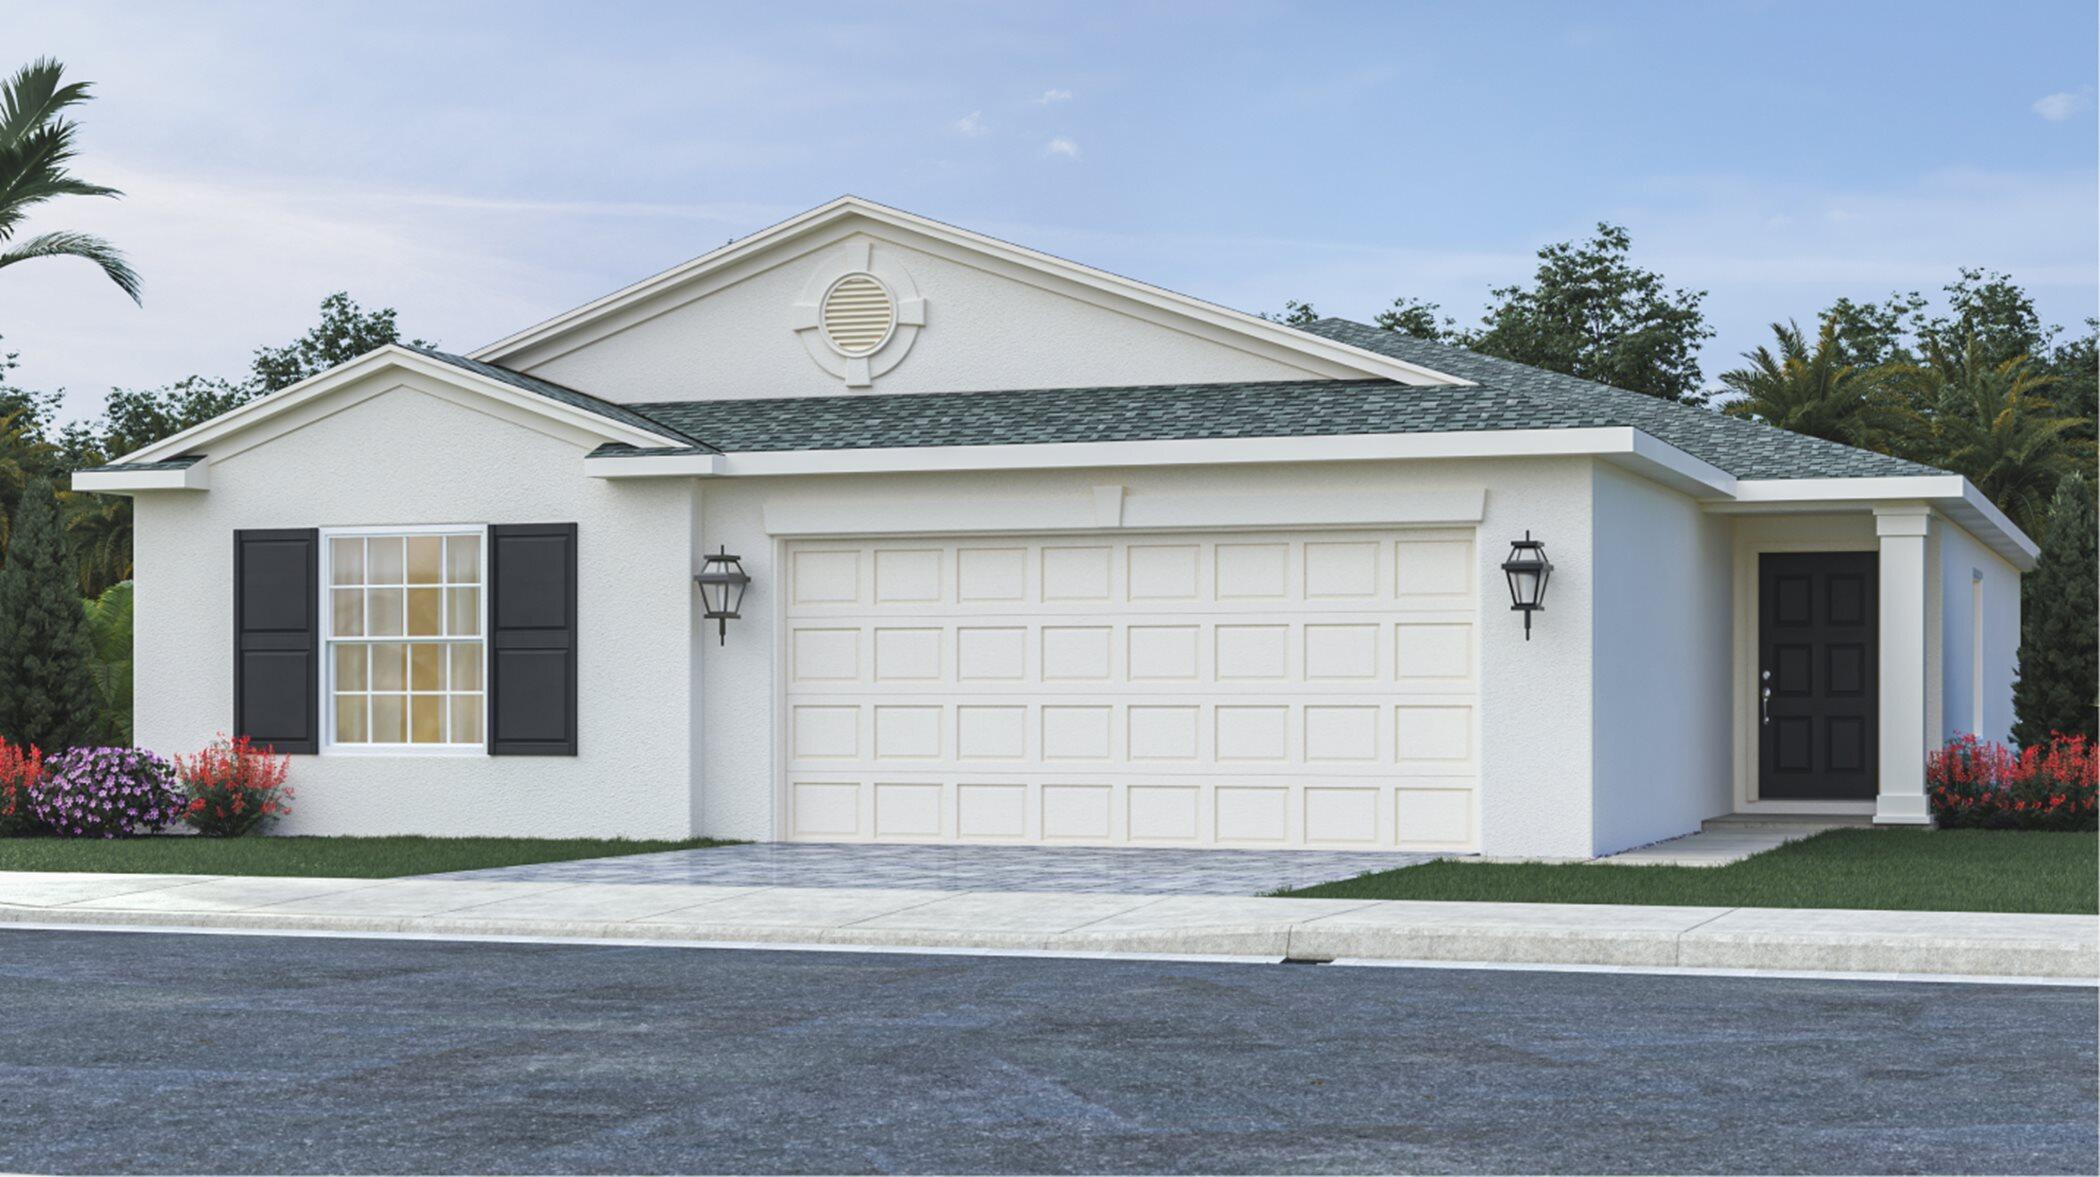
[0,835,736,878]
[1276,828,2098,915]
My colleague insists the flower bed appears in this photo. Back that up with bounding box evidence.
[29,747,185,839]
[178,734,294,836]
[1929,733,2098,831]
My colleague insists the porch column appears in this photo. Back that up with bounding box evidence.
[1873,505,1933,825]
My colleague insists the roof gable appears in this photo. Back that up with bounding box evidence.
[112,344,696,469]
[466,196,1471,398]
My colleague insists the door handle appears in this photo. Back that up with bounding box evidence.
[1760,670,1771,725]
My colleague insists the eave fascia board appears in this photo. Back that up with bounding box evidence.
[583,451,724,478]
[116,346,687,466]
[467,195,1470,388]
[582,426,1734,492]
[71,463,209,495]
[1723,475,2038,570]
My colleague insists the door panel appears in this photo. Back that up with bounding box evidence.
[1758,551,1878,800]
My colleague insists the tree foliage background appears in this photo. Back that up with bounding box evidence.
[0,292,430,597]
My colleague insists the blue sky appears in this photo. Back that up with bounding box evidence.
[4,0,2094,418]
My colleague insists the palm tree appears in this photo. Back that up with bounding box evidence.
[1718,319,1903,450]
[0,58,137,302]
[1897,338,2092,537]
[62,490,131,597]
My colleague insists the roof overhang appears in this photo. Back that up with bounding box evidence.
[585,425,1733,497]
[71,460,210,495]
[1708,475,2039,570]
[582,425,2035,570]
[470,195,1473,389]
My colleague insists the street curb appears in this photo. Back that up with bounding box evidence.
[4,900,2093,979]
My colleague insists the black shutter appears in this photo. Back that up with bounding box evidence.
[488,523,578,756]
[233,528,319,754]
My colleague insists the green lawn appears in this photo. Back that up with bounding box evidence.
[0,835,736,878]
[1277,828,2097,914]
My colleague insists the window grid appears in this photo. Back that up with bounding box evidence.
[324,531,485,749]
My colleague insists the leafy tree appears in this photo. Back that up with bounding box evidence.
[249,291,432,394]
[1374,296,1455,341]
[2012,475,2098,746]
[1920,268,2056,372]
[2044,318,2096,449]
[0,477,105,749]
[1462,223,1714,403]
[0,58,137,302]
[1262,299,1322,327]
[57,375,251,467]
[1718,320,1903,450]
[1820,292,1926,369]
[1896,339,2089,537]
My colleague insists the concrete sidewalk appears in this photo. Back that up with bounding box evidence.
[1,871,2093,979]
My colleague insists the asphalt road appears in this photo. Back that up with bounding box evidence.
[0,929,2092,1175]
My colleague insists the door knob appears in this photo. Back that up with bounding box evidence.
[1760,670,1772,725]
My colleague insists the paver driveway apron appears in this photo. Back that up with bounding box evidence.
[432,842,1436,896]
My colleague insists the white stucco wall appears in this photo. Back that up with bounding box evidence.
[689,455,1598,857]
[1937,517,2022,744]
[513,226,1341,403]
[132,380,701,838]
[1588,465,1732,855]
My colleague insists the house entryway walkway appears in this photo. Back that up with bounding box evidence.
[430,843,1435,896]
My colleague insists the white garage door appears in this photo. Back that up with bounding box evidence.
[781,529,1479,850]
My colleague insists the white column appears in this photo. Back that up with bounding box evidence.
[1874,506,1933,825]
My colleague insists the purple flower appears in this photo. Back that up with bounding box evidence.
[27,747,183,839]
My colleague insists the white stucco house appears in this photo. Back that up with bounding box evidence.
[75,196,2036,858]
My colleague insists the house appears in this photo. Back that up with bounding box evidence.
[74,196,2035,858]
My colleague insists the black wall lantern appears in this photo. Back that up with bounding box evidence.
[1500,531,1553,640]
[695,546,750,645]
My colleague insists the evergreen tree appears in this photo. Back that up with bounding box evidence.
[2012,474,2099,746]
[0,477,105,750]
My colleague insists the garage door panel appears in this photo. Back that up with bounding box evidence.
[783,530,1478,849]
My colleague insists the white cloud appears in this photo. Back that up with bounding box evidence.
[0,163,798,421]
[2033,91,2089,121]
[953,110,989,137]
[1033,89,1073,105]
[1043,137,1081,159]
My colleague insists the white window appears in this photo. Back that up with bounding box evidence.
[323,527,484,751]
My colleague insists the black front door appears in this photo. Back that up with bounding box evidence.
[1758,552,1878,800]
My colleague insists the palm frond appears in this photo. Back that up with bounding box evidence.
[0,229,139,302]
[0,58,96,149]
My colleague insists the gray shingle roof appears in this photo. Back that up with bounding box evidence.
[407,347,709,449]
[1298,318,1941,480]
[604,329,1939,481]
[552,318,1944,482]
[618,378,1578,456]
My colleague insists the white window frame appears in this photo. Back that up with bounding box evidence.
[319,523,489,757]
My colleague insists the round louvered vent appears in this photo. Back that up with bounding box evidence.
[820,273,896,356]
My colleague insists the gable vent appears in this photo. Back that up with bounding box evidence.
[820,273,896,356]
